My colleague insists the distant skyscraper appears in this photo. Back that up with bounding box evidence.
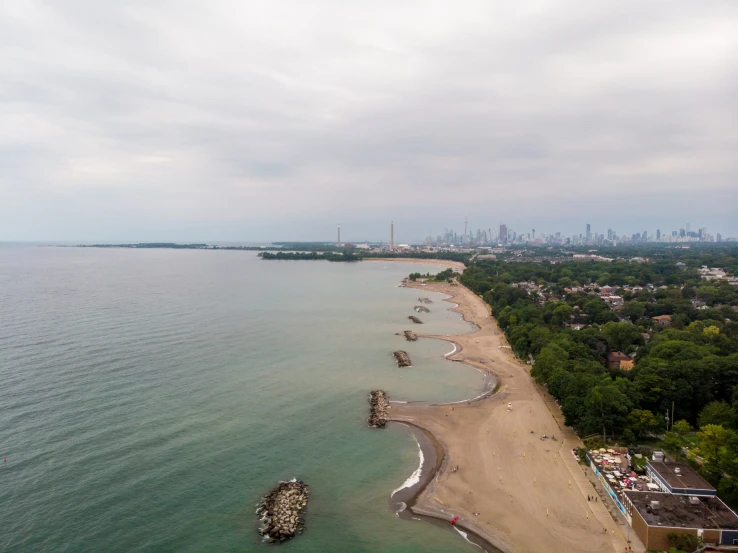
[686,223,691,233]
[586,223,591,242]
[390,221,395,252]
[656,229,661,240]
[532,229,535,240]
[499,224,507,243]
[337,223,341,246]
[717,233,722,242]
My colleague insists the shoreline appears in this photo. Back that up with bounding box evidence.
[390,423,501,553]
[364,258,467,272]
[386,277,626,553]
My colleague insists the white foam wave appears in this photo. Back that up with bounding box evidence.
[453,527,484,550]
[444,343,458,357]
[391,438,424,497]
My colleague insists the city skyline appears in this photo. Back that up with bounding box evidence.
[319,219,734,247]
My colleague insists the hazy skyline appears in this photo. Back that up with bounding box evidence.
[2,1,737,242]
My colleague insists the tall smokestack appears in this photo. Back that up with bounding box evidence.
[390,221,395,252]
[337,223,341,247]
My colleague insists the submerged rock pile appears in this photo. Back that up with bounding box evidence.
[393,350,412,367]
[414,306,430,313]
[418,297,433,304]
[403,330,418,341]
[368,390,390,428]
[408,315,423,324]
[257,480,309,543]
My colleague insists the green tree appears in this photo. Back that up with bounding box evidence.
[673,420,692,436]
[698,401,733,429]
[585,382,632,442]
[603,321,641,352]
[697,424,733,467]
[531,343,568,384]
[551,304,574,327]
[627,409,659,438]
[621,301,647,321]
[667,531,702,552]
[662,431,685,460]
[703,325,720,337]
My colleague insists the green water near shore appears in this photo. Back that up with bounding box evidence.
[0,247,483,552]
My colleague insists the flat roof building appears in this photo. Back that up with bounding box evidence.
[623,491,738,550]
[647,461,716,496]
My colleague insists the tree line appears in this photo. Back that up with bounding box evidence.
[459,245,738,504]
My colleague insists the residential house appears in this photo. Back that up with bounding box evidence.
[607,351,633,370]
[652,315,672,327]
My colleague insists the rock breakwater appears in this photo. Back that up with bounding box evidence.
[257,480,309,543]
[417,297,433,304]
[403,330,418,341]
[393,350,412,367]
[414,306,430,313]
[408,315,423,324]
[368,390,390,428]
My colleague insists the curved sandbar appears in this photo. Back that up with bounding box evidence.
[388,280,626,553]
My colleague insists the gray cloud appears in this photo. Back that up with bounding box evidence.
[1,0,737,242]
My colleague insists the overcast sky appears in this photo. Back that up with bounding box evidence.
[2,1,737,242]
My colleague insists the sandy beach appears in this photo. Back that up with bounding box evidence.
[390,279,631,553]
[365,257,467,272]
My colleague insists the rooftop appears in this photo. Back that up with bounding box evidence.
[648,461,715,492]
[607,351,630,362]
[624,491,738,530]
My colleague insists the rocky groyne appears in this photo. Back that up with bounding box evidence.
[257,480,309,543]
[408,315,423,324]
[414,306,430,313]
[403,330,418,341]
[393,350,412,367]
[368,390,390,428]
[417,297,433,304]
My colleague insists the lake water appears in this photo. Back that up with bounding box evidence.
[0,246,485,552]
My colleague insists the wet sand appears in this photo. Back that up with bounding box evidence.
[388,280,628,553]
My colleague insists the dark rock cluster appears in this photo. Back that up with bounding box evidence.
[403,330,418,341]
[408,315,423,324]
[414,306,430,313]
[393,350,412,367]
[257,480,309,543]
[368,390,390,428]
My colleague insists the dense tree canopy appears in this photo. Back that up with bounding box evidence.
[460,244,738,503]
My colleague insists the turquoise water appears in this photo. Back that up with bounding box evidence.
[0,247,483,552]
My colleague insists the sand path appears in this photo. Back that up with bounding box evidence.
[389,280,631,553]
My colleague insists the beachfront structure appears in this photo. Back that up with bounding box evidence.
[646,461,717,497]
[622,491,738,550]
[585,449,632,520]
